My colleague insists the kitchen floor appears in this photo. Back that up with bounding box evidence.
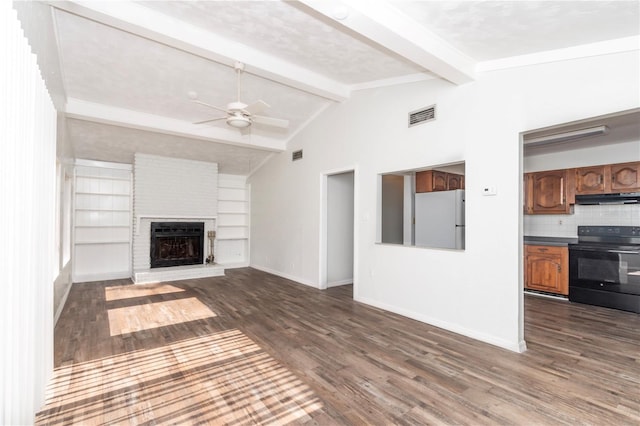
[37,268,640,425]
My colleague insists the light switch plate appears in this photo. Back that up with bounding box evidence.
[482,186,497,196]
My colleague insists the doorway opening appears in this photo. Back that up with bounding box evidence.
[320,168,356,295]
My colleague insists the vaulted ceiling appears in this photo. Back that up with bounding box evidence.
[17,1,640,174]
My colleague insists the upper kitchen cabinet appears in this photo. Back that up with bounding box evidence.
[525,169,574,214]
[611,162,640,192]
[575,165,607,194]
[447,173,464,190]
[575,161,640,194]
[416,170,464,193]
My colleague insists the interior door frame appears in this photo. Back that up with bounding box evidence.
[319,166,358,293]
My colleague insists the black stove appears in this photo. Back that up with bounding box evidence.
[569,226,640,313]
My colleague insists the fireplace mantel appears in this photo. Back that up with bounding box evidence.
[135,214,217,235]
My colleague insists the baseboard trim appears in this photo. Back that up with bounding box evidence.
[249,264,318,288]
[327,278,353,287]
[217,261,250,269]
[54,263,73,325]
[356,296,526,353]
[524,290,568,301]
[73,271,131,284]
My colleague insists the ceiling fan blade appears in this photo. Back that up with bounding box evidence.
[243,100,270,115]
[193,116,226,125]
[252,115,289,129]
[191,100,229,114]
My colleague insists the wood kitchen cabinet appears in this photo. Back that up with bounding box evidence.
[610,162,640,192]
[525,245,568,295]
[524,169,573,214]
[575,165,607,194]
[416,170,464,193]
[575,161,640,194]
[447,173,464,190]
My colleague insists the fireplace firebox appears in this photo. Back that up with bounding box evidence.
[150,222,204,268]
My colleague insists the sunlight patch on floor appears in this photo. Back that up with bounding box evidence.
[107,297,216,335]
[105,283,185,301]
[37,330,324,425]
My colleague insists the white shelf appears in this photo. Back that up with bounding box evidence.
[218,187,246,202]
[216,238,249,266]
[75,225,130,228]
[73,162,133,282]
[75,240,130,245]
[75,208,130,212]
[75,191,130,196]
[216,175,250,266]
[75,174,131,182]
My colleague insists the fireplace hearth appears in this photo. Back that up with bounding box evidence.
[150,222,204,268]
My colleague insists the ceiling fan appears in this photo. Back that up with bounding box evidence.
[188,61,289,132]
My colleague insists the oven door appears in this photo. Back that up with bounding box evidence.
[569,244,640,312]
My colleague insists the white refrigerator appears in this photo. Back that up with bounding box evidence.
[414,189,465,250]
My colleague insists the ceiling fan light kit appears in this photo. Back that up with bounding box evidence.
[189,61,289,132]
[227,114,251,128]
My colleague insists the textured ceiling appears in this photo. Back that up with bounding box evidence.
[136,1,425,84]
[54,9,328,130]
[392,1,640,61]
[31,0,640,174]
[67,119,272,175]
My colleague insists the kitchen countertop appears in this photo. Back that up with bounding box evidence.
[524,236,578,247]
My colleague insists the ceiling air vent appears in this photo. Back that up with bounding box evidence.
[409,105,436,127]
[292,149,303,161]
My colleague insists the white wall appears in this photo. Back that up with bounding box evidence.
[1,3,57,422]
[249,50,639,352]
[133,154,218,271]
[327,172,354,286]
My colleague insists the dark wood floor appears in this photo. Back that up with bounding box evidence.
[37,268,640,425]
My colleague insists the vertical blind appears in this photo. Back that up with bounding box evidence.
[0,2,57,424]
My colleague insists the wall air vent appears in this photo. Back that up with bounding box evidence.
[409,105,436,127]
[292,149,303,161]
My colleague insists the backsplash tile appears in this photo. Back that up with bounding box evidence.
[524,204,640,237]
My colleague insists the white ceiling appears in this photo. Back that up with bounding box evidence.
[20,1,640,174]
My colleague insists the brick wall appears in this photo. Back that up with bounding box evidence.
[133,153,218,271]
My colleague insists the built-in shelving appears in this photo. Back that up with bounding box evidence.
[72,161,132,282]
[216,174,250,266]
[75,240,131,245]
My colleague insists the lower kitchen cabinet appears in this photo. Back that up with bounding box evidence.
[525,245,568,295]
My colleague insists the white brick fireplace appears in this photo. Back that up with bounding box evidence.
[132,153,224,283]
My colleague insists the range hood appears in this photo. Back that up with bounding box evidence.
[575,192,640,205]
